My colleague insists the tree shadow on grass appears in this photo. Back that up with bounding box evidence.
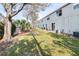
[47,32,71,40]
[7,39,40,56]
[7,38,51,56]
[47,32,79,55]
[62,39,79,56]
[52,39,79,56]
[32,38,51,56]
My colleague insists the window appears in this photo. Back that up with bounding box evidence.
[56,9,62,16]
[73,4,79,9]
[47,17,50,20]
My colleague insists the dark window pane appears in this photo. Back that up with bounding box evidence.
[47,17,50,20]
[74,4,79,9]
[56,9,62,16]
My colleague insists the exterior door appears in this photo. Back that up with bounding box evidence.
[51,23,55,31]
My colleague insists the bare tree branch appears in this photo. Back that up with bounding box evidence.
[10,3,16,8]
[1,3,7,12]
[11,3,28,17]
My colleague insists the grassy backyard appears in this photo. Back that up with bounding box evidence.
[0,28,79,56]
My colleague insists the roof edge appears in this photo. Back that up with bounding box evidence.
[40,3,71,21]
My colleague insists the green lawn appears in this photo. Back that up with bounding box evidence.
[2,28,79,56]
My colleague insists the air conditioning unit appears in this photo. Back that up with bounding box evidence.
[73,32,79,37]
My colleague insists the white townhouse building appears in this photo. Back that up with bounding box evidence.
[35,3,79,36]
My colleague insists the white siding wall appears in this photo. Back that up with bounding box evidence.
[62,4,79,34]
[36,3,79,35]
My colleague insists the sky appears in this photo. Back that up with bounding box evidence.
[38,3,66,20]
[0,3,66,20]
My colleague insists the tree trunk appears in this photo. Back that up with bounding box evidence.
[3,17,12,42]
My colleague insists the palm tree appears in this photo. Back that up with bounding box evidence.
[13,19,32,32]
[20,20,26,31]
[25,22,32,31]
